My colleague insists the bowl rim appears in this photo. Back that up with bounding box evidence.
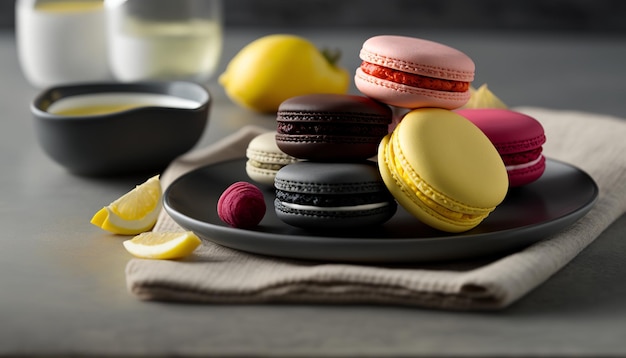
[31,81,211,121]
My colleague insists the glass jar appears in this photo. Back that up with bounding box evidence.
[16,0,110,88]
[104,0,223,83]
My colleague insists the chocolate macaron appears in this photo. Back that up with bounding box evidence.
[276,94,392,161]
[274,161,397,229]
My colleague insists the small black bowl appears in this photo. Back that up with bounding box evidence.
[32,81,211,176]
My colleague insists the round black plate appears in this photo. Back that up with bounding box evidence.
[164,158,598,263]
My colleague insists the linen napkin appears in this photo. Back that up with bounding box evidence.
[126,107,626,310]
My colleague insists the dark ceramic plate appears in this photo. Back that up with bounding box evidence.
[164,158,598,263]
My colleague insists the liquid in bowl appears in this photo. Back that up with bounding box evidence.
[47,92,202,116]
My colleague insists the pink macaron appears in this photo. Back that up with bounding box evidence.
[355,35,475,109]
[456,108,547,187]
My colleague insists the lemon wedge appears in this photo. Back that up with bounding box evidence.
[90,175,162,235]
[122,231,202,259]
[462,84,508,109]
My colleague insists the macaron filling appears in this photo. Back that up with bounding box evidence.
[505,155,544,171]
[360,61,470,93]
[500,147,544,166]
[246,159,285,171]
[383,131,495,225]
[246,149,297,165]
[278,201,391,212]
[275,188,392,208]
[276,117,389,138]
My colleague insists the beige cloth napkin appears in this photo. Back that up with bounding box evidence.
[126,107,626,310]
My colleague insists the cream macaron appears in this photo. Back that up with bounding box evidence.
[378,108,509,232]
[246,131,298,186]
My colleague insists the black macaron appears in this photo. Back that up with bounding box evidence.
[274,161,397,229]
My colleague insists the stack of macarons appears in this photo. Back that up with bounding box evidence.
[232,35,546,234]
[355,35,536,232]
[272,93,397,229]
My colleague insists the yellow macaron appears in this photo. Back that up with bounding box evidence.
[378,108,508,233]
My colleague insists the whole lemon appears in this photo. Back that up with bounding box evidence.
[219,34,350,113]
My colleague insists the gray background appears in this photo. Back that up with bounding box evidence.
[2,0,626,33]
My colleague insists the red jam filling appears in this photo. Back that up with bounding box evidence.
[360,61,469,92]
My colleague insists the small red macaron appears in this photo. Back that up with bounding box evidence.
[217,181,266,229]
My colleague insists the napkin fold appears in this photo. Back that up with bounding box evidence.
[126,107,626,310]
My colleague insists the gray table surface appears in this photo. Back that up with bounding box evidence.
[1,27,626,357]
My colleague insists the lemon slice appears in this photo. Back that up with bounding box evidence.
[123,231,202,259]
[90,175,162,235]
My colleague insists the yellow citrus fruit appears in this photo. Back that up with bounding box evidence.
[90,175,161,235]
[462,84,508,109]
[122,231,202,259]
[219,34,350,113]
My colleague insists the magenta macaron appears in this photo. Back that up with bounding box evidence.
[355,35,475,109]
[456,108,547,187]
